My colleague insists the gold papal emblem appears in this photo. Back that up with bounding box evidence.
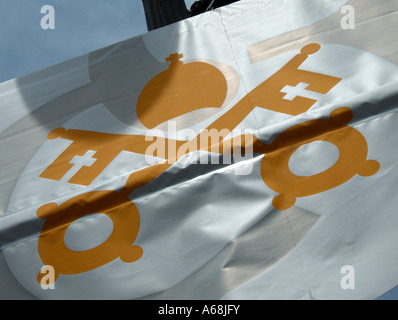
[36,44,379,284]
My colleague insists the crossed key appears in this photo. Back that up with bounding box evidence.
[39,43,342,186]
[39,128,187,186]
[247,43,341,115]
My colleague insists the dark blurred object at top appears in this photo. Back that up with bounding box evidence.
[142,0,240,31]
[189,0,240,17]
[142,0,189,31]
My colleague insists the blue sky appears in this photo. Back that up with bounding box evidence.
[0,0,196,83]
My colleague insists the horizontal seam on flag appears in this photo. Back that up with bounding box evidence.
[0,156,264,250]
[351,108,398,128]
[7,152,261,215]
[320,161,398,218]
[169,1,276,35]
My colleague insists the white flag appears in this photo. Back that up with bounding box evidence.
[1,0,398,300]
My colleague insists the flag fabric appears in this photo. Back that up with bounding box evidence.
[1,0,398,300]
